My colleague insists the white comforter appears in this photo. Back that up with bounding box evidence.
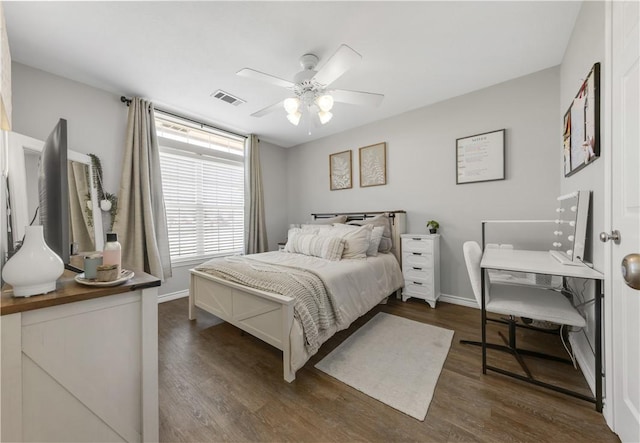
[244,251,404,371]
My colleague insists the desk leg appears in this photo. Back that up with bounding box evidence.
[595,279,603,412]
[481,268,487,374]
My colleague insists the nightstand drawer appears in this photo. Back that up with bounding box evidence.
[402,238,434,254]
[400,234,440,308]
[403,268,432,284]
[403,282,434,298]
[402,253,434,269]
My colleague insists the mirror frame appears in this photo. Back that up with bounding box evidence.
[7,131,104,252]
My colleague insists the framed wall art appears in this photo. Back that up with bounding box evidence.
[359,142,387,187]
[329,150,352,190]
[564,62,600,177]
[456,129,505,184]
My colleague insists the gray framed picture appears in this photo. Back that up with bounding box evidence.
[564,63,600,177]
[359,142,387,187]
[329,150,352,190]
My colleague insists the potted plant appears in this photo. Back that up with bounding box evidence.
[426,220,439,234]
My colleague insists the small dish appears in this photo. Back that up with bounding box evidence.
[75,269,135,287]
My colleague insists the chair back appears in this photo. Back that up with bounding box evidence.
[463,241,485,306]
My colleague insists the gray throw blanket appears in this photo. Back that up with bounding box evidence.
[195,256,343,354]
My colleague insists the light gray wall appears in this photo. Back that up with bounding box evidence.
[286,67,561,301]
[559,1,605,383]
[13,63,125,195]
[11,62,289,296]
[560,1,604,270]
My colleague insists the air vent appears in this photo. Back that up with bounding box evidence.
[210,90,245,106]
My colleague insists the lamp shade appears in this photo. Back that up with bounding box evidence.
[316,94,334,112]
[318,110,333,125]
[287,111,302,126]
[283,97,300,114]
[2,225,64,297]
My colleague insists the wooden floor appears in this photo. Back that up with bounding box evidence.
[158,297,619,442]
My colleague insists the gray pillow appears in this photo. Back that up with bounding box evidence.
[348,213,392,253]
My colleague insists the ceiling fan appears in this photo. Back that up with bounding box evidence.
[237,44,384,127]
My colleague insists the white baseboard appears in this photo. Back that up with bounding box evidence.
[569,331,596,396]
[158,290,189,304]
[438,293,479,309]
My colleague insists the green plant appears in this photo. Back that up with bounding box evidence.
[426,220,440,231]
[104,192,119,231]
[88,153,119,231]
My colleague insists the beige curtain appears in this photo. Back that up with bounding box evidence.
[113,97,172,280]
[67,161,94,252]
[245,134,268,254]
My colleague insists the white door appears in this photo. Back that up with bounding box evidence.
[610,1,640,441]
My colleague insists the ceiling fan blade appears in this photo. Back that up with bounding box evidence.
[251,100,285,117]
[331,89,384,107]
[312,44,362,87]
[237,68,294,89]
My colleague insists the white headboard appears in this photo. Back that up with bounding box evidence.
[310,211,407,264]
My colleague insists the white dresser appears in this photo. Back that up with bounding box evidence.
[1,269,160,443]
[400,234,441,308]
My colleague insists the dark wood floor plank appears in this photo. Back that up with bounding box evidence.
[158,297,619,443]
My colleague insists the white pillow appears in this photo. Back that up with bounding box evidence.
[325,224,373,259]
[367,226,385,256]
[300,224,332,232]
[347,213,393,253]
[284,232,345,261]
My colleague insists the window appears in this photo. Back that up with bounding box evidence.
[156,112,245,263]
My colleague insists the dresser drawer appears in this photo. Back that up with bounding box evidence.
[402,237,434,254]
[403,268,432,284]
[402,252,434,269]
[403,282,434,298]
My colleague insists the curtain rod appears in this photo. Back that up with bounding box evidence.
[120,96,247,140]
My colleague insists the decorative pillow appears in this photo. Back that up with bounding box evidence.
[300,224,332,232]
[367,226,385,257]
[308,215,348,225]
[348,213,392,253]
[284,232,345,261]
[326,224,373,259]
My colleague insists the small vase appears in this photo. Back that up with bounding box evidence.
[2,225,64,297]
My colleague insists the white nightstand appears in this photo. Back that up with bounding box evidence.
[400,234,441,308]
[278,242,286,252]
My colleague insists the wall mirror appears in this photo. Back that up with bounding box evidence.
[7,132,104,254]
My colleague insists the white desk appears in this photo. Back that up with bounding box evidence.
[480,248,604,411]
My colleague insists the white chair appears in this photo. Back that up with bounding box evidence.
[460,241,586,378]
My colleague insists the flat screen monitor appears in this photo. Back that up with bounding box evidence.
[38,118,70,265]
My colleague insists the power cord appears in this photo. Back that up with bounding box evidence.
[560,324,578,369]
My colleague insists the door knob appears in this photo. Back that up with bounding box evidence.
[622,253,640,290]
[599,230,621,244]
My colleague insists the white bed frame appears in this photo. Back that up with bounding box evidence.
[188,211,406,382]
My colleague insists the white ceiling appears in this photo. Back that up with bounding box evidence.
[5,1,581,148]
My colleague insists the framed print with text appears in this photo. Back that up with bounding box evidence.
[456,129,505,184]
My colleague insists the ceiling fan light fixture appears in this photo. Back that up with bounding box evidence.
[283,97,300,114]
[318,110,333,125]
[287,111,302,126]
[316,94,334,112]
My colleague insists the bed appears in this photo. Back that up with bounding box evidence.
[188,211,406,382]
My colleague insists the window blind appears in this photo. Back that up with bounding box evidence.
[156,114,245,262]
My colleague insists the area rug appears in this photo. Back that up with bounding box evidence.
[315,312,454,421]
